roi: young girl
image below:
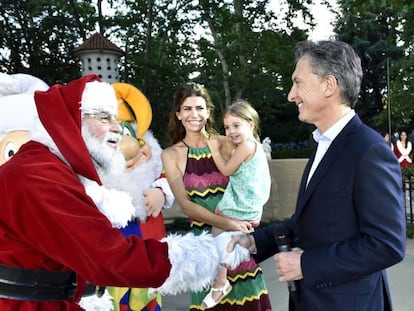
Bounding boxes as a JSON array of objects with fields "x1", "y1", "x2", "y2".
[{"x1": 202, "y1": 99, "x2": 271, "y2": 309}]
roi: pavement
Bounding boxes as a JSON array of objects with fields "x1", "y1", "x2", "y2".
[{"x1": 162, "y1": 238, "x2": 414, "y2": 311}]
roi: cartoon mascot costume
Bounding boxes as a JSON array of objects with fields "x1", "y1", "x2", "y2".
[
  {"x1": 104, "y1": 82, "x2": 175, "y2": 311},
  {"x1": 0, "y1": 73, "x2": 49, "y2": 165}
]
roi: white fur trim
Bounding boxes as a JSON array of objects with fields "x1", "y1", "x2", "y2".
[
  {"x1": 151, "y1": 231, "x2": 250, "y2": 296},
  {"x1": 151, "y1": 232, "x2": 220, "y2": 296},
  {"x1": 78, "y1": 289, "x2": 113, "y2": 311},
  {"x1": 79, "y1": 176, "x2": 135, "y2": 228},
  {"x1": 101, "y1": 131, "x2": 162, "y2": 221},
  {"x1": 81, "y1": 81, "x2": 118, "y2": 115},
  {"x1": 151, "y1": 177, "x2": 174, "y2": 209}
]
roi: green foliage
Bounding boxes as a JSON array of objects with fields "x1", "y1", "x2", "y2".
[
  {"x1": 272, "y1": 146, "x2": 313, "y2": 159},
  {"x1": 0, "y1": 0, "x2": 96, "y2": 84},
  {"x1": 334, "y1": 1, "x2": 414, "y2": 135},
  {"x1": 407, "y1": 223, "x2": 414, "y2": 239}
]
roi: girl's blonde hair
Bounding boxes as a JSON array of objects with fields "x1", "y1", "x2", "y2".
[{"x1": 225, "y1": 99, "x2": 260, "y2": 141}]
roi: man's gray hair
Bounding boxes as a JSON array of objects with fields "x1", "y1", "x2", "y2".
[{"x1": 294, "y1": 40, "x2": 363, "y2": 108}]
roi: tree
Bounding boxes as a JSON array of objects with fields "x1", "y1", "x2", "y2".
[
  {"x1": 0, "y1": 0, "x2": 97, "y2": 84},
  {"x1": 193, "y1": 0, "x2": 313, "y2": 144},
  {"x1": 333, "y1": 0, "x2": 414, "y2": 135},
  {"x1": 0, "y1": 0, "x2": 321, "y2": 148}
]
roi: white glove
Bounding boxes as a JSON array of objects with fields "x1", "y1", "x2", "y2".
[{"x1": 213, "y1": 231, "x2": 250, "y2": 270}]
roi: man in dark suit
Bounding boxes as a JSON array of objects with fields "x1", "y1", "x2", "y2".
[{"x1": 229, "y1": 40, "x2": 406, "y2": 311}]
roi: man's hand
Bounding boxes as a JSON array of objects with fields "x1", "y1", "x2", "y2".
[
  {"x1": 226, "y1": 233, "x2": 257, "y2": 254},
  {"x1": 213, "y1": 232, "x2": 250, "y2": 270},
  {"x1": 274, "y1": 247, "x2": 304, "y2": 282}
]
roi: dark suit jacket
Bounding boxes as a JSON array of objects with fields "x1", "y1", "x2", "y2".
[{"x1": 253, "y1": 115, "x2": 406, "y2": 311}]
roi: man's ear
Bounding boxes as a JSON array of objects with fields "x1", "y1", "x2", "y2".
[{"x1": 324, "y1": 75, "x2": 338, "y2": 97}]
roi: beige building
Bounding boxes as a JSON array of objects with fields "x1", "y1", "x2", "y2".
[{"x1": 73, "y1": 32, "x2": 124, "y2": 83}]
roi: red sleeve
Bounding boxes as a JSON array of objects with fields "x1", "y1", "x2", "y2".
[{"x1": 1, "y1": 143, "x2": 171, "y2": 289}]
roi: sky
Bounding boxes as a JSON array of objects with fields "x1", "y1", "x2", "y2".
[
  {"x1": 100, "y1": 1, "x2": 337, "y2": 41},
  {"x1": 268, "y1": 0, "x2": 337, "y2": 41},
  {"x1": 307, "y1": 0, "x2": 337, "y2": 40}
]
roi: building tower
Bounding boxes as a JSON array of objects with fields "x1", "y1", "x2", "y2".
[{"x1": 73, "y1": 33, "x2": 124, "y2": 83}]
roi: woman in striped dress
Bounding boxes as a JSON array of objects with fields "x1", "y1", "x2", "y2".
[{"x1": 161, "y1": 83, "x2": 272, "y2": 311}]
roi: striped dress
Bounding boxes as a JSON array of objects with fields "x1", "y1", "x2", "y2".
[{"x1": 183, "y1": 144, "x2": 272, "y2": 311}]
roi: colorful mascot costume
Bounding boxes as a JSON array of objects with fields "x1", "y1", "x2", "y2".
[
  {"x1": 102, "y1": 82, "x2": 174, "y2": 311},
  {"x1": 0, "y1": 73, "x2": 49, "y2": 165}
]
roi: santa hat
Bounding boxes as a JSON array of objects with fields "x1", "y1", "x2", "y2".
[
  {"x1": 81, "y1": 80, "x2": 118, "y2": 115},
  {"x1": 34, "y1": 74, "x2": 118, "y2": 185}
]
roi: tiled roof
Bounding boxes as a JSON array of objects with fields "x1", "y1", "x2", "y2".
[{"x1": 73, "y1": 32, "x2": 124, "y2": 56}]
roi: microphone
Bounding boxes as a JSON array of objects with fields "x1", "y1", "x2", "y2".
[{"x1": 274, "y1": 225, "x2": 299, "y2": 304}]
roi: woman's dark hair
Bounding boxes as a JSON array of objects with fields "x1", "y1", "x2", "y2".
[{"x1": 167, "y1": 83, "x2": 217, "y2": 145}]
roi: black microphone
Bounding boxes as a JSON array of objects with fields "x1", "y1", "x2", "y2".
[{"x1": 274, "y1": 225, "x2": 299, "y2": 304}]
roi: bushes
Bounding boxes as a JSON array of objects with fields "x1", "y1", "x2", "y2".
[
  {"x1": 407, "y1": 224, "x2": 414, "y2": 239},
  {"x1": 272, "y1": 147, "x2": 312, "y2": 159}
]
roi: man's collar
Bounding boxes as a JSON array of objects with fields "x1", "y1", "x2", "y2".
[{"x1": 312, "y1": 109, "x2": 355, "y2": 143}]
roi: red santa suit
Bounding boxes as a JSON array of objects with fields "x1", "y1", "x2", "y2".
[{"x1": 0, "y1": 75, "x2": 248, "y2": 310}]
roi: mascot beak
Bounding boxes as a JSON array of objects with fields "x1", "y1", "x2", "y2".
[
  {"x1": 119, "y1": 135, "x2": 152, "y2": 169},
  {"x1": 119, "y1": 135, "x2": 140, "y2": 161}
]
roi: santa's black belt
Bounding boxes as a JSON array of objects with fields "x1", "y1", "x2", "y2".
[{"x1": 0, "y1": 263, "x2": 104, "y2": 301}]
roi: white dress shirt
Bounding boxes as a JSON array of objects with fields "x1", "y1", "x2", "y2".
[{"x1": 307, "y1": 109, "x2": 356, "y2": 186}]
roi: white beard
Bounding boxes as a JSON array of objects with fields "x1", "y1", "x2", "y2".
[
  {"x1": 99, "y1": 131, "x2": 163, "y2": 219},
  {"x1": 81, "y1": 123, "x2": 125, "y2": 176},
  {"x1": 80, "y1": 123, "x2": 147, "y2": 224},
  {"x1": 78, "y1": 132, "x2": 165, "y2": 311}
]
